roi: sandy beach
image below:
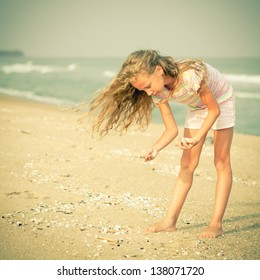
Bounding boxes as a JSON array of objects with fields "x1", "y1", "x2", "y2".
[{"x1": 0, "y1": 95, "x2": 259, "y2": 260}]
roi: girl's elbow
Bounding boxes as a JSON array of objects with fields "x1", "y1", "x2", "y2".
[
  {"x1": 216, "y1": 107, "x2": 221, "y2": 118},
  {"x1": 170, "y1": 127, "x2": 179, "y2": 139},
  {"x1": 210, "y1": 106, "x2": 220, "y2": 118}
]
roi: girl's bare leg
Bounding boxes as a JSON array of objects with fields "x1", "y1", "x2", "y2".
[
  {"x1": 200, "y1": 127, "x2": 233, "y2": 238},
  {"x1": 145, "y1": 129, "x2": 206, "y2": 232}
]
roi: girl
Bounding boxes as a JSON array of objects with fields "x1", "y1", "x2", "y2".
[{"x1": 81, "y1": 49, "x2": 235, "y2": 238}]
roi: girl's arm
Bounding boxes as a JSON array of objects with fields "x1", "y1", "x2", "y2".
[
  {"x1": 178, "y1": 84, "x2": 220, "y2": 149},
  {"x1": 143, "y1": 102, "x2": 178, "y2": 161}
]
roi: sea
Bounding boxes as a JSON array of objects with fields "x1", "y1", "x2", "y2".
[{"x1": 0, "y1": 56, "x2": 260, "y2": 136}]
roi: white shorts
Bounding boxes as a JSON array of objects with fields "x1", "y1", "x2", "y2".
[{"x1": 184, "y1": 97, "x2": 235, "y2": 130}]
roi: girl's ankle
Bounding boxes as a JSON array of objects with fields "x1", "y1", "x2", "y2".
[
  {"x1": 209, "y1": 221, "x2": 222, "y2": 229},
  {"x1": 164, "y1": 217, "x2": 177, "y2": 226}
]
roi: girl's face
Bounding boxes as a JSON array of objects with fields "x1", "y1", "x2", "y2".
[{"x1": 131, "y1": 66, "x2": 165, "y2": 96}]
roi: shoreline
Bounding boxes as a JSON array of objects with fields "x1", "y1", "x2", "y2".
[
  {"x1": 0, "y1": 95, "x2": 259, "y2": 260},
  {"x1": 1, "y1": 93, "x2": 260, "y2": 138}
]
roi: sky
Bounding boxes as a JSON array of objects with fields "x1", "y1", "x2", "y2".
[{"x1": 0, "y1": 0, "x2": 259, "y2": 58}]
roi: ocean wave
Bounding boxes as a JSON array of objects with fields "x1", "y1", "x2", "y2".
[
  {"x1": 224, "y1": 73, "x2": 260, "y2": 84},
  {"x1": 236, "y1": 91, "x2": 260, "y2": 100},
  {"x1": 0, "y1": 87, "x2": 73, "y2": 105},
  {"x1": 103, "y1": 70, "x2": 116, "y2": 78},
  {"x1": 1, "y1": 62, "x2": 77, "y2": 74}
]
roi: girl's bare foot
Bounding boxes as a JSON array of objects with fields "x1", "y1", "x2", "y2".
[
  {"x1": 145, "y1": 220, "x2": 176, "y2": 233},
  {"x1": 199, "y1": 226, "x2": 224, "y2": 238}
]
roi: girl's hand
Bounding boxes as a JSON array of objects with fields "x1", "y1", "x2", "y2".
[
  {"x1": 143, "y1": 147, "x2": 158, "y2": 162},
  {"x1": 176, "y1": 137, "x2": 198, "y2": 150}
]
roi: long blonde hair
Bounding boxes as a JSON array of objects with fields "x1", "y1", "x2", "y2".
[{"x1": 78, "y1": 49, "x2": 206, "y2": 137}]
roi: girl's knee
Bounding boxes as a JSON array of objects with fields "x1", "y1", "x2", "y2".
[
  {"x1": 180, "y1": 155, "x2": 199, "y2": 172},
  {"x1": 214, "y1": 156, "x2": 231, "y2": 171}
]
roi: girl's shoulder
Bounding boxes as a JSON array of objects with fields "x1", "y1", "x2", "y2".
[{"x1": 181, "y1": 68, "x2": 204, "y2": 92}]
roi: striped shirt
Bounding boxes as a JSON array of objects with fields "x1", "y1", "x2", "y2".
[{"x1": 153, "y1": 63, "x2": 234, "y2": 111}]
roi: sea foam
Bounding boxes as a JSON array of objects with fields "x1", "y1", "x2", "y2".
[
  {"x1": 236, "y1": 91, "x2": 260, "y2": 100},
  {"x1": 103, "y1": 70, "x2": 116, "y2": 78},
  {"x1": 0, "y1": 87, "x2": 73, "y2": 105},
  {"x1": 224, "y1": 73, "x2": 260, "y2": 84},
  {"x1": 1, "y1": 62, "x2": 76, "y2": 74}
]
